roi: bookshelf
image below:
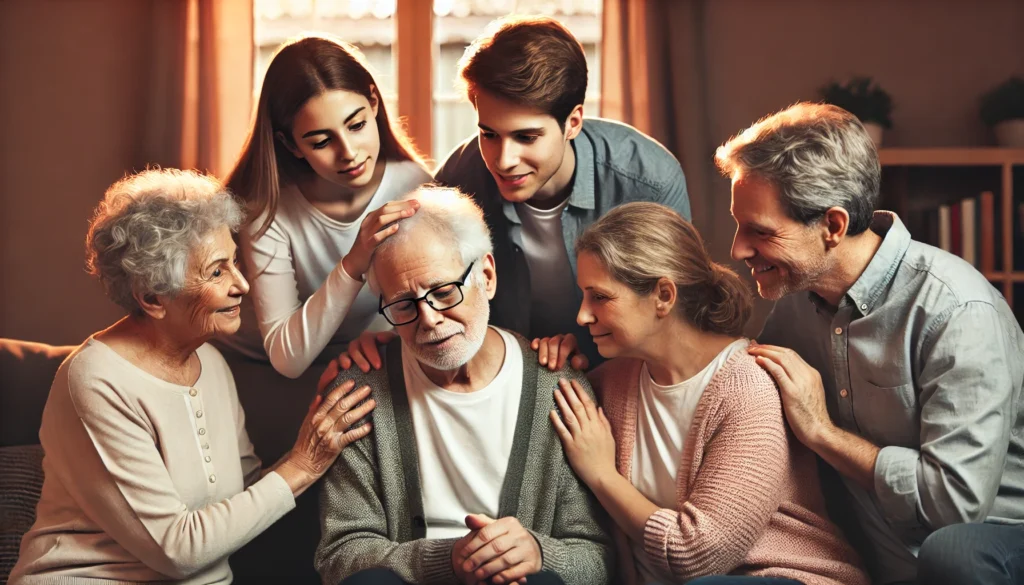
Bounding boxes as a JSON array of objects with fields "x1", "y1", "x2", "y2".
[{"x1": 879, "y1": 148, "x2": 1024, "y2": 318}]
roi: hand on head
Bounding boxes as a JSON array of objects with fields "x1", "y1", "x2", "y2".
[{"x1": 341, "y1": 199, "x2": 420, "y2": 280}]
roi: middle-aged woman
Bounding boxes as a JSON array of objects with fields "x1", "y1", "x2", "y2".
[
  {"x1": 549, "y1": 202, "x2": 868, "y2": 585},
  {"x1": 10, "y1": 169, "x2": 375, "y2": 584}
]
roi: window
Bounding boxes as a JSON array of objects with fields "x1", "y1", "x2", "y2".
[{"x1": 254, "y1": 0, "x2": 601, "y2": 164}]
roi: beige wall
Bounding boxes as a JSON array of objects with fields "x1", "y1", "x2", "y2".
[{"x1": 1, "y1": 0, "x2": 1023, "y2": 343}]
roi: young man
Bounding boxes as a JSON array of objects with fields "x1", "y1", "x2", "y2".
[
  {"x1": 717, "y1": 102, "x2": 1024, "y2": 585},
  {"x1": 434, "y1": 16, "x2": 691, "y2": 368}
]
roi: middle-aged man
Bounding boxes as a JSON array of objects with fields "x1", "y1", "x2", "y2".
[
  {"x1": 716, "y1": 102, "x2": 1024, "y2": 585},
  {"x1": 314, "y1": 186, "x2": 613, "y2": 585},
  {"x1": 434, "y1": 15, "x2": 690, "y2": 368}
]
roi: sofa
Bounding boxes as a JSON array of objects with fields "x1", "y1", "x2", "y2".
[{"x1": 0, "y1": 337, "x2": 327, "y2": 584}]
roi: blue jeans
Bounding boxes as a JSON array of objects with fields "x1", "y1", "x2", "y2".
[
  {"x1": 917, "y1": 523, "x2": 1024, "y2": 585},
  {"x1": 338, "y1": 568, "x2": 567, "y2": 585},
  {"x1": 683, "y1": 578, "x2": 802, "y2": 585}
]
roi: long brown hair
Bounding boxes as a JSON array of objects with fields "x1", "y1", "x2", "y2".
[
  {"x1": 225, "y1": 35, "x2": 423, "y2": 238},
  {"x1": 576, "y1": 202, "x2": 753, "y2": 336}
]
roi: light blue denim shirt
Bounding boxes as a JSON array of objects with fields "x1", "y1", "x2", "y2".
[
  {"x1": 760, "y1": 212, "x2": 1024, "y2": 584},
  {"x1": 435, "y1": 118, "x2": 690, "y2": 365}
]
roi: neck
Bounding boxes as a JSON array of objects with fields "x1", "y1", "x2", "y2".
[
  {"x1": 637, "y1": 319, "x2": 741, "y2": 386},
  {"x1": 528, "y1": 139, "x2": 576, "y2": 211},
  {"x1": 417, "y1": 327, "x2": 505, "y2": 392},
  {"x1": 121, "y1": 314, "x2": 205, "y2": 366},
  {"x1": 295, "y1": 158, "x2": 388, "y2": 222},
  {"x1": 811, "y1": 228, "x2": 884, "y2": 308}
]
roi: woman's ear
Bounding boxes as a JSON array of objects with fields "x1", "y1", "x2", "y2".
[
  {"x1": 368, "y1": 85, "x2": 380, "y2": 117},
  {"x1": 134, "y1": 289, "x2": 167, "y2": 320},
  {"x1": 654, "y1": 277, "x2": 677, "y2": 318},
  {"x1": 275, "y1": 130, "x2": 303, "y2": 159}
]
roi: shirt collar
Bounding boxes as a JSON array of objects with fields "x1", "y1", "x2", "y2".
[
  {"x1": 838, "y1": 211, "x2": 911, "y2": 316},
  {"x1": 502, "y1": 133, "x2": 596, "y2": 224}
]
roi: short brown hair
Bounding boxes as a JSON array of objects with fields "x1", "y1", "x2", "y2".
[
  {"x1": 457, "y1": 16, "x2": 587, "y2": 126},
  {"x1": 576, "y1": 203, "x2": 753, "y2": 336}
]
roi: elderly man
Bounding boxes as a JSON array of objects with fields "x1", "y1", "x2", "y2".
[
  {"x1": 716, "y1": 103, "x2": 1024, "y2": 585},
  {"x1": 314, "y1": 186, "x2": 613, "y2": 585}
]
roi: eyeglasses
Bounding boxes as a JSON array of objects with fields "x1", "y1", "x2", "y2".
[{"x1": 377, "y1": 262, "x2": 476, "y2": 326}]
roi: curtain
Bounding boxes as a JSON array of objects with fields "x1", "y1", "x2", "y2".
[{"x1": 601, "y1": 0, "x2": 717, "y2": 237}]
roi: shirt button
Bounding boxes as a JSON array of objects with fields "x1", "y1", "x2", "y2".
[
  {"x1": 209, "y1": 474, "x2": 216, "y2": 483},
  {"x1": 860, "y1": 303, "x2": 867, "y2": 311},
  {"x1": 204, "y1": 455, "x2": 212, "y2": 463},
  {"x1": 203, "y1": 443, "x2": 210, "y2": 449},
  {"x1": 198, "y1": 428, "x2": 206, "y2": 436},
  {"x1": 195, "y1": 410, "x2": 203, "y2": 418},
  {"x1": 840, "y1": 388, "x2": 849, "y2": 398},
  {"x1": 189, "y1": 388, "x2": 198, "y2": 397},
  {"x1": 834, "y1": 327, "x2": 843, "y2": 335}
]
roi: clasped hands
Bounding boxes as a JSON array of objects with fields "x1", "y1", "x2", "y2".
[{"x1": 451, "y1": 514, "x2": 542, "y2": 585}]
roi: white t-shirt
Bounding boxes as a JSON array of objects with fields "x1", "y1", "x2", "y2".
[
  {"x1": 404, "y1": 327, "x2": 523, "y2": 539},
  {"x1": 630, "y1": 338, "x2": 749, "y2": 583},
  {"x1": 516, "y1": 198, "x2": 580, "y2": 337},
  {"x1": 221, "y1": 160, "x2": 430, "y2": 377}
]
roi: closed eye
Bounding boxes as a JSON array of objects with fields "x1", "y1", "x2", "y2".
[{"x1": 349, "y1": 120, "x2": 367, "y2": 132}]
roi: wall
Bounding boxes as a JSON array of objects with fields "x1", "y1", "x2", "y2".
[{"x1": 0, "y1": 0, "x2": 163, "y2": 343}]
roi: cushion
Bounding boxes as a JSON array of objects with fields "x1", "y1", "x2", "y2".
[
  {"x1": 0, "y1": 444, "x2": 45, "y2": 582},
  {"x1": 0, "y1": 339, "x2": 75, "y2": 447}
]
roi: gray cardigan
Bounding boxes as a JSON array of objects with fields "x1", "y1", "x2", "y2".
[{"x1": 314, "y1": 331, "x2": 614, "y2": 585}]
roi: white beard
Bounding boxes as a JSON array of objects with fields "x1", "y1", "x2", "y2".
[{"x1": 406, "y1": 289, "x2": 490, "y2": 371}]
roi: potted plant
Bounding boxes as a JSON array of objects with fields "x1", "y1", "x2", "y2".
[
  {"x1": 820, "y1": 76, "x2": 893, "y2": 147},
  {"x1": 980, "y1": 77, "x2": 1024, "y2": 148}
]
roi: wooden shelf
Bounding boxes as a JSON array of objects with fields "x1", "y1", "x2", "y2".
[
  {"x1": 879, "y1": 147, "x2": 1024, "y2": 166},
  {"x1": 985, "y1": 272, "x2": 1024, "y2": 283}
]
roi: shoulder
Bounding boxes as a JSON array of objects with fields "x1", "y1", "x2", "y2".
[
  {"x1": 196, "y1": 344, "x2": 236, "y2": 388},
  {"x1": 500, "y1": 328, "x2": 597, "y2": 399},
  {"x1": 62, "y1": 340, "x2": 142, "y2": 419},
  {"x1": 582, "y1": 118, "x2": 684, "y2": 188},
  {"x1": 388, "y1": 159, "x2": 432, "y2": 193},
  {"x1": 899, "y1": 239, "x2": 1007, "y2": 312},
  {"x1": 587, "y1": 358, "x2": 642, "y2": 399},
  {"x1": 707, "y1": 350, "x2": 784, "y2": 416},
  {"x1": 433, "y1": 136, "x2": 494, "y2": 197}
]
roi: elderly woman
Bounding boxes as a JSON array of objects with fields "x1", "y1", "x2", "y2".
[
  {"x1": 547, "y1": 203, "x2": 868, "y2": 585},
  {"x1": 9, "y1": 169, "x2": 374, "y2": 584}
]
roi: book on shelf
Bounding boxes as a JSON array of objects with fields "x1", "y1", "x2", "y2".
[
  {"x1": 907, "y1": 192, "x2": 999, "y2": 273},
  {"x1": 980, "y1": 191, "x2": 995, "y2": 273}
]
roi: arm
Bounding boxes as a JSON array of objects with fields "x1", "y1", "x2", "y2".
[
  {"x1": 243, "y1": 223, "x2": 364, "y2": 378},
  {"x1": 314, "y1": 436, "x2": 459, "y2": 585},
  {"x1": 872, "y1": 302, "x2": 1018, "y2": 530},
  {"x1": 56, "y1": 375, "x2": 296, "y2": 579}
]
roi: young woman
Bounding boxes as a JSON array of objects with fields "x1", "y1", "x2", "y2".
[
  {"x1": 219, "y1": 35, "x2": 431, "y2": 378},
  {"x1": 549, "y1": 203, "x2": 868, "y2": 585}
]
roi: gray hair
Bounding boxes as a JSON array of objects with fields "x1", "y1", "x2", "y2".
[
  {"x1": 367, "y1": 185, "x2": 493, "y2": 292},
  {"x1": 714, "y1": 102, "x2": 880, "y2": 235},
  {"x1": 85, "y1": 168, "x2": 245, "y2": 313}
]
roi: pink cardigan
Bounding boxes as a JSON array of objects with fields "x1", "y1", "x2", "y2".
[{"x1": 589, "y1": 346, "x2": 868, "y2": 585}]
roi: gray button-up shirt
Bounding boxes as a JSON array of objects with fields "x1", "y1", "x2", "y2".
[
  {"x1": 760, "y1": 212, "x2": 1024, "y2": 584},
  {"x1": 434, "y1": 118, "x2": 690, "y2": 365}
]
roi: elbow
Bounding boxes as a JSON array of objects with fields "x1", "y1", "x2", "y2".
[
  {"x1": 266, "y1": 348, "x2": 306, "y2": 379},
  {"x1": 151, "y1": 551, "x2": 206, "y2": 580}
]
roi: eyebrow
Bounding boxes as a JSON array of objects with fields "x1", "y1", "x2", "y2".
[
  {"x1": 204, "y1": 248, "x2": 237, "y2": 271},
  {"x1": 300, "y1": 106, "x2": 366, "y2": 138},
  {"x1": 477, "y1": 123, "x2": 546, "y2": 135}
]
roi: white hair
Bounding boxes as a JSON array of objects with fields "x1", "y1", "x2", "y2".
[
  {"x1": 367, "y1": 185, "x2": 493, "y2": 292},
  {"x1": 85, "y1": 168, "x2": 244, "y2": 313},
  {"x1": 715, "y1": 102, "x2": 881, "y2": 235}
]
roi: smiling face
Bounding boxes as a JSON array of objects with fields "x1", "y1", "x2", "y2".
[
  {"x1": 575, "y1": 251, "x2": 659, "y2": 359},
  {"x1": 474, "y1": 89, "x2": 582, "y2": 205},
  {"x1": 158, "y1": 225, "x2": 249, "y2": 341},
  {"x1": 374, "y1": 236, "x2": 497, "y2": 371},
  {"x1": 286, "y1": 89, "x2": 381, "y2": 190},
  {"x1": 729, "y1": 171, "x2": 833, "y2": 300}
]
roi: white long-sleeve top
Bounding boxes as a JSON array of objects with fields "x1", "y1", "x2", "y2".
[
  {"x1": 10, "y1": 339, "x2": 296, "y2": 584},
  {"x1": 221, "y1": 160, "x2": 430, "y2": 378}
]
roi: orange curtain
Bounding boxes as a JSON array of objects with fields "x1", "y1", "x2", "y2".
[
  {"x1": 601, "y1": 0, "x2": 714, "y2": 231},
  {"x1": 142, "y1": 0, "x2": 254, "y2": 177}
]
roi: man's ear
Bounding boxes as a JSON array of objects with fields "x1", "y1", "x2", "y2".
[
  {"x1": 653, "y1": 277, "x2": 677, "y2": 318},
  {"x1": 822, "y1": 207, "x2": 850, "y2": 249},
  {"x1": 134, "y1": 288, "x2": 167, "y2": 320},
  {"x1": 564, "y1": 104, "x2": 584, "y2": 141},
  {"x1": 275, "y1": 130, "x2": 303, "y2": 159},
  {"x1": 480, "y1": 253, "x2": 498, "y2": 301}
]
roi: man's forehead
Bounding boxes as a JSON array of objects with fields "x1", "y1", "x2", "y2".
[{"x1": 376, "y1": 248, "x2": 463, "y2": 301}]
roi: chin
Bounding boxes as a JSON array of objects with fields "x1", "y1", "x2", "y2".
[{"x1": 592, "y1": 336, "x2": 620, "y2": 359}]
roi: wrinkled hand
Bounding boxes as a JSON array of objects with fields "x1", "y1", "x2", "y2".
[
  {"x1": 748, "y1": 342, "x2": 833, "y2": 447},
  {"x1": 530, "y1": 333, "x2": 589, "y2": 372},
  {"x1": 281, "y1": 380, "x2": 375, "y2": 484},
  {"x1": 549, "y1": 378, "x2": 616, "y2": 488},
  {"x1": 455, "y1": 514, "x2": 540, "y2": 585},
  {"x1": 341, "y1": 199, "x2": 419, "y2": 280},
  {"x1": 317, "y1": 331, "x2": 396, "y2": 392}
]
